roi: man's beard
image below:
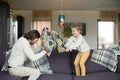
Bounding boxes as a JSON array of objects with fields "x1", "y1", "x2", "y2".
[{"x1": 29, "y1": 42, "x2": 34, "y2": 45}]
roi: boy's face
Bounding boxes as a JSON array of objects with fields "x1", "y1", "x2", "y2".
[{"x1": 71, "y1": 28, "x2": 80, "y2": 37}]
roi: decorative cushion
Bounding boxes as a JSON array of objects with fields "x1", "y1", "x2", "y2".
[
  {"x1": 41, "y1": 28, "x2": 55, "y2": 55},
  {"x1": 41, "y1": 28, "x2": 65, "y2": 56},
  {"x1": 91, "y1": 49, "x2": 117, "y2": 72},
  {"x1": 24, "y1": 55, "x2": 53, "y2": 74},
  {"x1": 25, "y1": 46, "x2": 53, "y2": 74},
  {"x1": 51, "y1": 31, "x2": 65, "y2": 53}
]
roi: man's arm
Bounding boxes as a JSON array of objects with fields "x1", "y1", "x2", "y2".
[{"x1": 22, "y1": 40, "x2": 46, "y2": 61}]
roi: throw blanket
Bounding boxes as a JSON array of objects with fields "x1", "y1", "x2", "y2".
[
  {"x1": 41, "y1": 28, "x2": 65, "y2": 55},
  {"x1": 91, "y1": 49, "x2": 118, "y2": 72}
]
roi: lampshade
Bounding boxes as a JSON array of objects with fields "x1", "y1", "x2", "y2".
[{"x1": 58, "y1": 14, "x2": 65, "y2": 28}]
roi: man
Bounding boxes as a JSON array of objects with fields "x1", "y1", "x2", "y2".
[{"x1": 8, "y1": 30, "x2": 46, "y2": 80}]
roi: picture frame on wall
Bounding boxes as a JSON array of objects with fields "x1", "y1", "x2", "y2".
[{"x1": 63, "y1": 22, "x2": 86, "y2": 37}]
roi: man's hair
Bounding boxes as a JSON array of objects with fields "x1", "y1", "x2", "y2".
[{"x1": 24, "y1": 30, "x2": 40, "y2": 40}]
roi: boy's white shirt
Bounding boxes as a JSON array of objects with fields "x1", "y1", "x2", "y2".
[
  {"x1": 66, "y1": 34, "x2": 90, "y2": 52},
  {"x1": 8, "y1": 37, "x2": 46, "y2": 67}
]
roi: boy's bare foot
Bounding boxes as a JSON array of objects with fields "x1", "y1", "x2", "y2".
[
  {"x1": 76, "y1": 74, "x2": 80, "y2": 77},
  {"x1": 81, "y1": 74, "x2": 86, "y2": 76}
]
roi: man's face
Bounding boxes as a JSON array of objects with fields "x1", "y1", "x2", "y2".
[{"x1": 29, "y1": 38, "x2": 39, "y2": 45}]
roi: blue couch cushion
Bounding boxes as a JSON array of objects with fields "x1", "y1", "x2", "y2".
[
  {"x1": 39, "y1": 73, "x2": 72, "y2": 80},
  {"x1": 48, "y1": 49, "x2": 72, "y2": 74},
  {"x1": 71, "y1": 50, "x2": 110, "y2": 74},
  {"x1": 73, "y1": 72, "x2": 120, "y2": 80},
  {"x1": 0, "y1": 71, "x2": 22, "y2": 80},
  {"x1": 22, "y1": 73, "x2": 72, "y2": 80}
]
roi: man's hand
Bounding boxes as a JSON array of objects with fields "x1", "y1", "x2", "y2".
[{"x1": 44, "y1": 47, "x2": 49, "y2": 53}]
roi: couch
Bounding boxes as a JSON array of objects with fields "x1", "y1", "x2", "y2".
[{"x1": 0, "y1": 50, "x2": 120, "y2": 80}]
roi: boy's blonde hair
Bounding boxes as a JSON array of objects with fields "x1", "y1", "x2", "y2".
[{"x1": 71, "y1": 24, "x2": 82, "y2": 33}]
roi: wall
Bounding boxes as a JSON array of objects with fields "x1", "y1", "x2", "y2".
[
  {"x1": 13, "y1": 10, "x2": 100, "y2": 49},
  {"x1": 13, "y1": 10, "x2": 32, "y2": 33},
  {"x1": 52, "y1": 10, "x2": 100, "y2": 49}
]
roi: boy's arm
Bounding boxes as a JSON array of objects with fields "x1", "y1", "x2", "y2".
[{"x1": 66, "y1": 37, "x2": 81, "y2": 51}]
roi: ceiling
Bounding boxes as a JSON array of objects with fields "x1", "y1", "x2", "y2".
[{"x1": 7, "y1": 0, "x2": 120, "y2": 10}]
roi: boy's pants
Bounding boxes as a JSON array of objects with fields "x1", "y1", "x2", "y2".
[{"x1": 74, "y1": 50, "x2": 90, "y2": 76}]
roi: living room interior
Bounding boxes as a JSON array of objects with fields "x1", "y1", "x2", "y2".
[
  {"x1": 0, "y1": 0, "x2": 120, "y2": 80},
  {"x1": 3, "y1": 0, "x2": 120, "y2": 49}
]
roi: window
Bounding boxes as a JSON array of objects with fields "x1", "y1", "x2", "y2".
[
  {"x1": 33, "y1": 20, "x2": 51, "y2": 35},
  {"x1": 98, "y1": 21, "x2": 115, "y2": 49}
]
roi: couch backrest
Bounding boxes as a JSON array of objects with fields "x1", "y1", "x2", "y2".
[
  {"x1": 48, "y1": 49, "x2": 110, "y2": 74},
  {"x1": 48, "y1": 49, "x2": 72, "y2": 74}
]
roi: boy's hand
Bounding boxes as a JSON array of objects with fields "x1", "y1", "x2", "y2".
[{"x1": 65, "y1": 48, "x2": 70, "y2": 52}]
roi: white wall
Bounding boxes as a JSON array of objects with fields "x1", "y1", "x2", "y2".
[
  {"x1": 13, "y1": 10, "x2": 100, "y2": 49},
  {"x1": 14, "y1": 10, "x2": 32, "y2": 33},
  {"x1": 52, "y1": 10, "x2": 100, "y2": 49}
]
